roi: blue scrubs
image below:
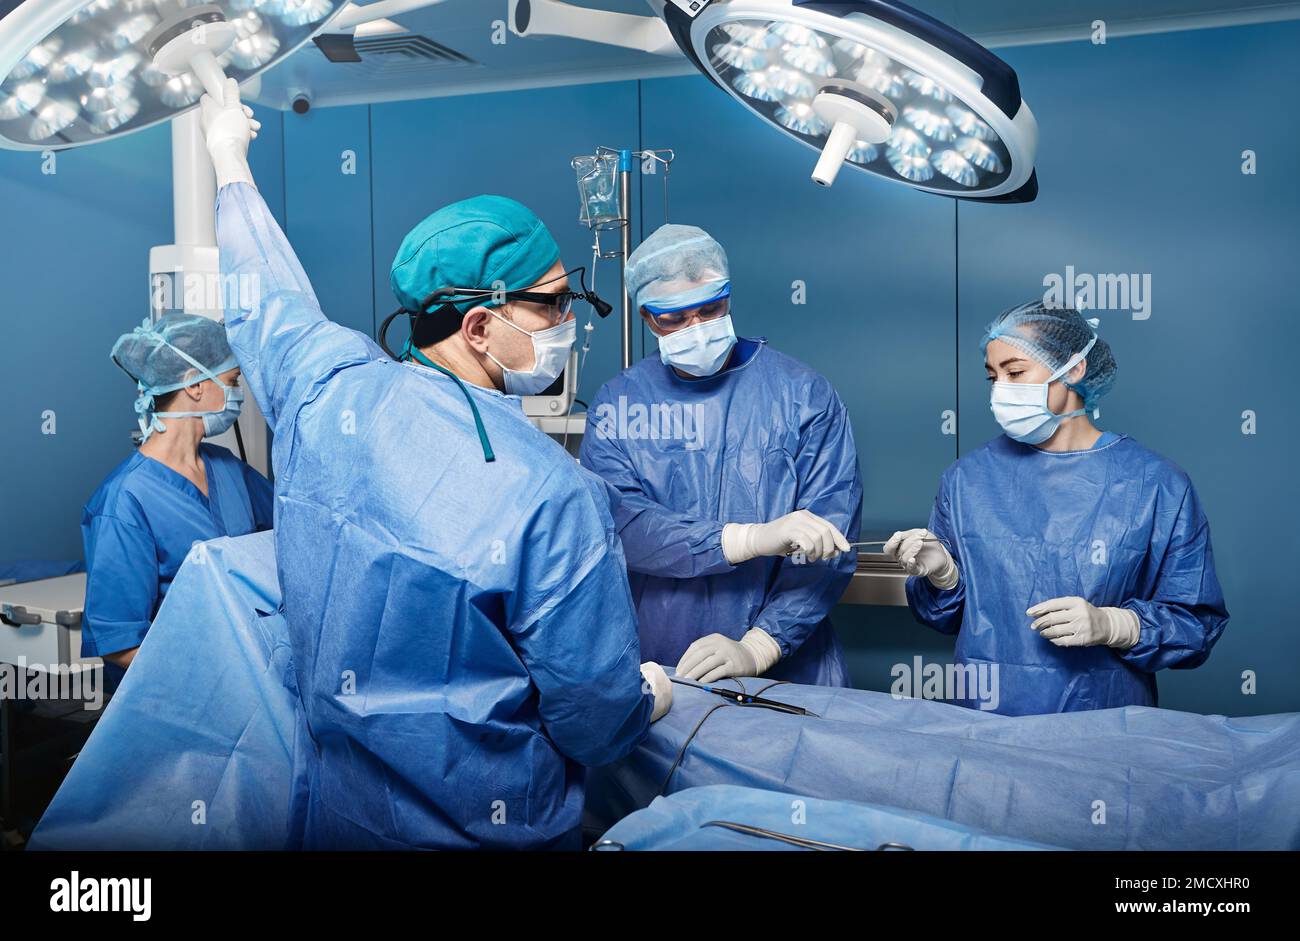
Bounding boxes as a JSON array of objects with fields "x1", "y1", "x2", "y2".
[
  {"x1": 216, "y1": 183, "x2": 652, "y2": 850},
  {"x1": 907, "y1": 433, "x2": 1228, "y2": 715},
  {"x1": 580, "y1": 339, "x2": 863, "y2": 686},
  {"x1": 81, "y1": 443, "x2": 273, "y2": 685}
]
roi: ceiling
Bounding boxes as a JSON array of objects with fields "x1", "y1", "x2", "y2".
[{"x1": 253, "y1": 0, "x2": 1300, "y2": 110}]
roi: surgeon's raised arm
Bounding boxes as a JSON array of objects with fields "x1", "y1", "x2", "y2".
[
  {"x1": 579, "y1": 385, "x2": 734, "y2": 579},
  {"x1": 511, "y1": 474, "x2": 655, "y2": 767},
  {"x1": 204, "y1": 80, "x2": 380, "y2": 432}
]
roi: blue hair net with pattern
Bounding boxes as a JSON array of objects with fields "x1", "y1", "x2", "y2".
[{"x1": 982, "y1": 301, "x2": 1117, "y2": 412}]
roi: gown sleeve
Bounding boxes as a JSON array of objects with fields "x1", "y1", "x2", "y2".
[
  {"x1": 508, "y1": 472, "x2": 653, "y2": 767},
  {"x1": 216, "y1": 183, "x2": 384, "y2": 436},
  {"x1": 579, "y1": 383, "x2": 734, "y2": 579},
  {"x1": 750, "y1": 397, "x2": 863, "y2": 657},
  {"x1": 905, "y1": 470, "x2": 966, "y2": 636},
  {"x1": 1119, "y1": 480, "x2": 1229, "y2": 671}
]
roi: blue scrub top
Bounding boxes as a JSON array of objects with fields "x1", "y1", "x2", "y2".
[{"x1": 80, "y1": 443, "x2": 274, "y2": 683}]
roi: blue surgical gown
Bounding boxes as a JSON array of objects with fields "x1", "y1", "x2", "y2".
[
  {"x1": 907, "y1": 433, "x2": 1228, "y2": 715},
  {"x1": 81, "y1": 443, "x2": 273, "y2": 685},
  {"x1": 579, "y1": 340, "x2": 863, "y2": 686},
  {"x1": 216, "y1": 183, "x2": 652, "y2": 850}
]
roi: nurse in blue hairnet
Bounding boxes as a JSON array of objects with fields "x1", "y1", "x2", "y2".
[
  {"x1": 580, "y1": 224, "x2": 863, "y2": 687},
  {"x1": 885, "y1": 300, "x2": 1228, "y2": 715},
  {"x1": 200, "y1": 80, "x2": 667, "y2": 850},
  {"x1": 82, "y1": 313, "x2": 273, "y2": 686}
]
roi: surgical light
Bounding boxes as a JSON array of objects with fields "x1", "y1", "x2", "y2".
[
  {"x1": 0, "y1": 0, "x2": 349, "y2": 150},
  {"x1": 649, "y1": 0, "x2": 1038, "y2": 200}
]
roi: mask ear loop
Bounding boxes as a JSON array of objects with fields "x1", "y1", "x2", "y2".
[{"x1": 1051, "y1": 332, "x2": 1100, "y2": 421}]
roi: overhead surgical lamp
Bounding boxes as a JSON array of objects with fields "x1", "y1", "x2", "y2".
[{"x1": 513, "y1": 0, "x2": 1039, "y2": 201}]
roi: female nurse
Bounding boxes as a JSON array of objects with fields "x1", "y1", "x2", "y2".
[
  {"x1": 885, "y1": 301, "x2": 1228, "y2": 715},
  {"x1": 81, "y1": 314, "x2": 273, "y2": 685}
]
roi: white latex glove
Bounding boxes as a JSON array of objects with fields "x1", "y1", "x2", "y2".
[
  {"x1": 200, "y1": 77, "x2": 261, "y2": 189},
  {"x1": 1027, "y1": 597, "x2": 1140, "y2": 649},
  {"x1": 675, "y1": 628, "x2": 782, "y2": 684},
  {"x1": 722, "y1": 510, "x2": 850, "y2": 564},
  {"x1": 883, "y1": 528, "x2": 959, "y2": 589},
  {"x1": 640, "y1": 661, "x2": 673, "y2": 722}
]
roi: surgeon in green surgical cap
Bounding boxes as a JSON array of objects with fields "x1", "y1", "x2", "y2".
[{"x1": 202, "y1": 78, "x2": 670, "y2": 850}]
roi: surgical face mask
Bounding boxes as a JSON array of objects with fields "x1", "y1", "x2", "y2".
[
  {"x1": 485, "y1": 310, "x2": 576, "y2": 395},
  {"x1": 157, "y1": 379, "x2": 245, "y2": 438},
  {"x1": 989, "y1": 336, "x2": 1097, "y2": 445},
  {"x1": 658, "y1": 314, "x2": 737, "y2": 378}
]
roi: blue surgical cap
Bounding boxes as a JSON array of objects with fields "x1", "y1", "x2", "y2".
[
  {"x1": 111, "y1": 313, "x2": 237, "y2": 395},
  {"x1": 982, "y1": 300, "x2": 1118, "y2": 411},
  {"x1": 390, "y1": 194, "x2": 562, "y2": 314},
  {"x1": 625, "y1": 224, "x2": 730, "y2": 313},
  {"x1": 111, "y1": 313, "x2": 239, "y2": 442}
]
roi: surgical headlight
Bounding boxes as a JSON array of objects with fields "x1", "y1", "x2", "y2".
[
  {"x1": 649, "y1": 0, "x2": 1038, "y2": 200},
  {"x1": 0, "y1": 0, "x2": 349, "y2": 150}
]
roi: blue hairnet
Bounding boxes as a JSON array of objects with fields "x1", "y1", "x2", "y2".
[
  {"x1": 981, "y1": 301, "x2": 1117, "y2": 411},
  {"x1": 110, "y1": 313, "x2": 237, "y2": 439},
  {"x1": 625, "y1": 224, "x2": 730, "y2": 313}
]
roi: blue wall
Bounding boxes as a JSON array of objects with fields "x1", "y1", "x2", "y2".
[{"x1": 2, "y1": 22, "x2": 1294, "y2": 715}]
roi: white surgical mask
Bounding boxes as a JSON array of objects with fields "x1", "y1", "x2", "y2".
[
  {"x1": 989, "y1": 335, "x2": 1097, "y2": 445},
  {"x1": 486, "y1": 311, "x2": 576, "y2": 395},
  {"x1": 658, "y1": 314, "x2": 737, "y2": 378}
]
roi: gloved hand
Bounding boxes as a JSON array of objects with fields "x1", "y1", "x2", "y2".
[
  {"x1": 883, "y1": 528, "x2": 959, "y2": 589},
  {"x1": 675, "y1": 628, "x2": 782, "y2": 683},
  {"x1": 1027, "y1": 597, "x2": 1140, "y2": 649},
  {"x1": 200, "y1": 77, "x2": 261, "y2": 189},
  {"x1": 640, "y1": 661, "x2": 673, "y2": 721},
  {"x1": 722, "y1": 510, "x2": 850, "y2": 564}
]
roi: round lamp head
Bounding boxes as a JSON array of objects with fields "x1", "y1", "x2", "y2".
[
  {"x1": 0, "y1": 0, "x2": 348, "y2": 150},
  {"x1": 652, "y1": 0, "x2": 1039, "y2": 201}
]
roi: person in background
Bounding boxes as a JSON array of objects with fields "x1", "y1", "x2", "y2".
[
  {"x1": 886, "y1": 301, "x2": 1228, "y2": 715},
  {"x1": 200, "y1": 79, "x2": 668, "y2": 850},
  {"x1": 82, "y1": 313, "x2": 273, "y2": 686},
  {"x1": 580, "y1": 224, "x2": 863, "y2": 687}
]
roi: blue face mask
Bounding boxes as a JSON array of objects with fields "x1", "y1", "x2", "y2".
[
  {"x1": 989, "y1": 335, "x2": 1097, "y2": 445},
  {"x1": 658, "y1": 314, "x2": 737, "y2": 378},
  {"x1": 156, "y1": 377, "x2": 245, "y2": 438}
]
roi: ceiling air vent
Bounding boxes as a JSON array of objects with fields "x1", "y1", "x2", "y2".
[{"x1": 314, "y1": 33, "x2": 478, "y2": 74}]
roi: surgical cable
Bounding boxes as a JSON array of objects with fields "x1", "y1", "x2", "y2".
[
  {"x1": 658, "y1": 679, "x2": 811, "y2": 796},
  {"x1": 668, "y1": 676, "x2": 818, "y2": 716}
]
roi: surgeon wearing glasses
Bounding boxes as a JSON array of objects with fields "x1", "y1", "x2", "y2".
[
  {"x1": 580, "y1": 224, "x2": 863, "y2": 686},
  {"x1": 885, "y1": 301, "x2": 1228, "y2": 715},
  {"x1": 199, "y1": 80, "x2": 669, "y2": 851}
]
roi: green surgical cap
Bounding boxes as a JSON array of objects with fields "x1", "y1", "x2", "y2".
[{"x1": 390, "y1": 194, "x2": 562, "y2": 314}]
